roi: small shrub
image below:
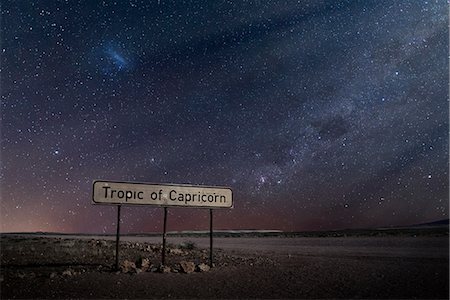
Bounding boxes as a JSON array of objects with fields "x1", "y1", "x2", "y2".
[{"x1": 179, "y1": 241, "x2": 196, "y2": 250}]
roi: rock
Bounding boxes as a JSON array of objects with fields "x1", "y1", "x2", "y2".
[
  {"x1": 120, "y1": 260, "x2": 137, "y2": 274},
  {"x1": 147, "y1": 245, "x2": 159, "y2": 252},
  {"x1": 150, "y1": 267, "x2": 158, "y2": 273},
  {"x1": 196, "y1": 263, "x2": 210, "y2": 272},
  {"x1": 179, "y1": 261, "x2": 195, "y2": 274},
  {"x1": 136, "y1": 258, "x2": 151, "y2": 271},
  {"x1": 156, "y1": 265, "x2": 171, "y2": 273},
  {"x1": 170, "y1": 248, "x2": 184, "y2": 255},
  {"x1": 62, "y1": 269, "x2": 74, "y2": 277},
  {"x1": 49, "y1": 272, "x2": 57, "y2": 279}
]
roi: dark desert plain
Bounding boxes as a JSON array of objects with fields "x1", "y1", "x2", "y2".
[{"x1": 1, "y1": 224, "x2": 449, "y2": 299}]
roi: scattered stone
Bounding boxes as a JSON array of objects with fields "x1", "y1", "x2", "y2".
[
  {"x1": 156, "y1": 265, "x2": 172, "y2": 273},
  {"x1": 62, "y1": 269, "x2": 74, "y2": 277},
  {"x1": 146, "y1": 245, "x2": 159, "y2": 252},
  {"x1": 179, "y1": 261, "x2": 195, "y2": 274},
  {"x1": 170, "y1": 248, "x2": 184, "y2": 255},
  {"x1": 120, "y1": 260, "x2": 137, "y2": 274},
  {"x1": 196, "y1": 263, "x2": 210, "y2": 272}
]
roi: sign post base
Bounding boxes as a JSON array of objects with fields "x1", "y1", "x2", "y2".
[
  {"x1": 115, "y1": 205, "x2": 121, "y2": 271},
  {"x1": 210, "y1": 209, "x2": 213, "y2": 268},
  {"x1": 162, "y1": 207, "x2": 168, "y2": 266}
]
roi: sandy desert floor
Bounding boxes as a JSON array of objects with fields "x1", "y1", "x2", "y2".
[{"x1": 1, "y1": 234, "x2": 448, "y2": 299}]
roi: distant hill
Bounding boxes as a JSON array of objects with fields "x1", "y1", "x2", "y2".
[
  {"x1": 414, "y1": 219, "x2": 449, "y2": 227},
  {"x1": 1, "y1": 219, "x2": 448, "y2": 238}
]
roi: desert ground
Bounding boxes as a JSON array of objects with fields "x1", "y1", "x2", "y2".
[{"x1": 1, "y1": 233, "x2": 448, "y2": 299}]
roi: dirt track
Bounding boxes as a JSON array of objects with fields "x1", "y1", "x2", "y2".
[{"x1": 1, "y1": 235, "x2": 448, "y2": 299}]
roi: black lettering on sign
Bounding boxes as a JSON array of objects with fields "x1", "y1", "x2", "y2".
[
  {"x1": 103, "y1": 186, "x2": 110, "y2": 198},
  {"x1": 169, "y1": 190, "x2": 177, "y2": 201},
  {"x1": 102, "y1": 186, "x2": 145, "y2": 202}
]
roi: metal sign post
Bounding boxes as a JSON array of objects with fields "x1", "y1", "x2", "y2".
[
  {"x1": 162, "y1": 207, "x2": 168, "y2": 266},
  {"x1": 209, "y1": 209, "x2": 213, "y2": 268},
  {"x1": 92, "y1": 180, "x2": 233, "y2": 270},
  {"x1": 115, "y1": 205, "x2": 121, "y2": 271}
]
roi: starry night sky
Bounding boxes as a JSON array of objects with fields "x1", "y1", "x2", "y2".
[{"x1": 1, "y1": 0, "x2": 448, "y2": 233}]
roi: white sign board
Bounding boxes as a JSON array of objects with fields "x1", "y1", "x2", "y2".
[{"x1": 93, "y1": 180, "x2": 233, "y2": 209}]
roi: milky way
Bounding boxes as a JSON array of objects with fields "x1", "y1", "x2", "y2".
[{"x1": 1, "y1": 1, "x2": 448, "y2": 233}]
